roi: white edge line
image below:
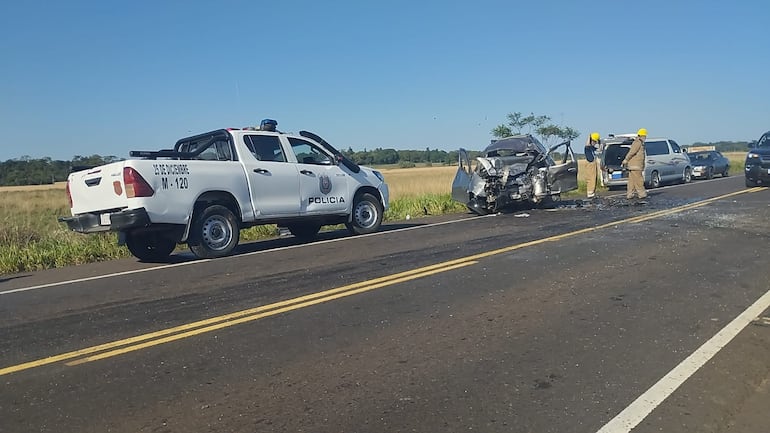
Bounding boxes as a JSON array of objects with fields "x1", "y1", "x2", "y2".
[
  {"x1": 596, "y1": 288, "x2": 770, "y2": 433},
  {"x1": 0, "y1": 215, "x2": 490, "y2": 296}
]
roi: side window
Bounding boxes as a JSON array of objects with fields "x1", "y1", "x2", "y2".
[
  {"x1": 645, "y1": 140, "x2": 669, "y2": 156},
  {"x1": 288, "y1": 137, "x2": 333, "y2": 165},
  {"x1": 670, "y1": 140, "x2": 682, "y2": 154},
  {"x1": 243, "y1": 135, "x2": 286, "y2": 162},
  {"x1": 192, "y1": 140, "x2": 234, "y2": 161}
]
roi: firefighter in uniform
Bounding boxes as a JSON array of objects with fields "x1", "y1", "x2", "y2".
[
  {"x1": 584, "y1": 132, "x2": 600, "y2": 199},
  {"x1": 622, "y1": 128, "x2": 648, "y2": 200}
]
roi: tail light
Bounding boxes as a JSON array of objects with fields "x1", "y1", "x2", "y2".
[
  {"x1": 123, "y1": 167, "x2": 154, "y2": 198},
  {"x1": 65, "y1": 180, "x2": 73, "y2": 208}
]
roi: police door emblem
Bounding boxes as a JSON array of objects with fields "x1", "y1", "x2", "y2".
[{"x1": 319, "y1": 175, "x2": 332, "y2": 195}]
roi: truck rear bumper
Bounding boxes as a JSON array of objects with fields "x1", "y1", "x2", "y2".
[{"x1": 59, "y1": 208, "x2": 151, "y2": 233}]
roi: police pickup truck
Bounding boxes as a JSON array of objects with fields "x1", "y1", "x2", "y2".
[{"x1": 59, "y1": 127, "x2": 389, "y2": 261}]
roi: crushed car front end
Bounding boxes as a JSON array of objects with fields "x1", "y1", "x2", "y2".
[{"x1": 451, "y1": 135, "x2": 578, "y2": 215}]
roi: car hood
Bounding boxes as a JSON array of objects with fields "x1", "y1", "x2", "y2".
[{"x1": 748, "y1": 147, "x2": 770, "y2": 156}]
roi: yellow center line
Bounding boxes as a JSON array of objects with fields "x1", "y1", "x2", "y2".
[
  {"x1": 0, "y1": 260, "x2": 477, "y2": 376},
  {"x1": 66, "y1": 261, "x2": 478, "y2": 365},
  {"x1": 0, "y1": 188, "x2": 762, "y2": 376}
]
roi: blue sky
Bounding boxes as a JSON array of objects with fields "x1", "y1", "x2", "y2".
[{"x1": 1, "y1": 0, "x2": 768, "y2": 161}]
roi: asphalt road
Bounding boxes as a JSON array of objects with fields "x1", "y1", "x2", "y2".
[{"x1": 1, "y1": 176, "x2": 769, "y2": 433}]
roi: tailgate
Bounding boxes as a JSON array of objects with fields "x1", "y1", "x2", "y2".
[{"x1": 68, "y1": 161, "x2": 129, "y2": 215}]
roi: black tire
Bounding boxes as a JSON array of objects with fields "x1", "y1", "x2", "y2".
[
  {"x1": 683, "y1": 168, "x2": 692, "y2": 184},
  {"x1": 188, "y1": 205, "x2": 240, "y2": 259},
  {"x1": 746, "y1": 178, "x2": 758, "y2": 187},
  {"x1": 125, "y1": 229, "x2": 176, "y2": 262},
  {"x1": 706, "y1": 166, "x2": 713, "y2": 180},
  {"x1": 287, "y1": 223, "x2": 321, "y2": 240},
  {"x1": 723, "y1": 167, "x2": 729, "y2": 177},
  {"x1": 650, "y1": 171, "x2": 661, "y2": 188},
  {"x1": 345, "y1": 192, "x2": 383, "y2": 235}
]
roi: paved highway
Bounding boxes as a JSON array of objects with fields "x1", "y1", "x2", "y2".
[{"x1": 1, "y1": 176, "x2": 768, "y2": 433}]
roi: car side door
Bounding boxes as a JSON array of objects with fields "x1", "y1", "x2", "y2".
[
  {"x1": 242, "y1": 134, "x2": 301, "y2": 217},
  {"x1": 287, "y1": 137, "x2": 349, "y2": 214},
  {"x1": 451, "y1": 148, "x2": 473, "y2": 204},
  {"x1": 668, "y1": 140, "x2": 689, "y2": 180},
  {"x1": 644, "y1": 140, "x2": 672, "y2": 180},
  {"x1": 713, "y1": 151, "x2": 727, "y2": 173},
  {"x1": 546, "y1": 141, "x2": 578, "y2": 193}
]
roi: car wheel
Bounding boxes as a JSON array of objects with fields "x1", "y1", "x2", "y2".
[
  {"x1": 125, "y1": 229, "x2": 176, "y2": 262},
  {"x1": 683, "y1": 168, "x2": 692, "y2": 184},
  {"x1": 723, "y1": 167, "x2": 729, "y2": 177},
  {"x1": 287, "y1": 223, "x2": 321, "y2": 240},
  {"x1": 189, "y1": 204, "x2": 240, "y2": 259},
  {"x1": 706, "y1": 167, "x2": 713, "y2": 180},
  {"x1": 650, "y1": 171, "x2": 661, "y2": 188},
  {"x1": 746, "y1": 178, "x2": 758, "y2": 187},
  {"x1": 345, "y1": 192, "x2": 383, "y2": 235}
]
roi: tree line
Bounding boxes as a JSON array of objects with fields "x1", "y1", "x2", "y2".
[
  {"x1": 686, "y1": 141, "x2": 753, "y2": 152},
  {"x1": 0, "y1": 155, "x2": 120, "y2": 186},
  {"x1": 0, "y1": 149, "x2": 466, "y2": 186},
  {"x1": 0, "y1": 124, "x2": 754, "y2": 186}
]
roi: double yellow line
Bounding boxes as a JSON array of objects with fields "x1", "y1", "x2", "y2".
[
  {"x1": 0, "y1": 188, "x2": 762, "y2": 376},
  {"x1": 0, "y1": 260, "x2": 478, "y2": 376}
]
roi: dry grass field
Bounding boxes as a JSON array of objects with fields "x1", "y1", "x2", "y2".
[{"x1": 378, "y1": 166, "x2": 458, "y2": 200}]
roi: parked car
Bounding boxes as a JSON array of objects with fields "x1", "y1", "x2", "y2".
[
  {"x1": 745, "y1": 130, "x2": 770, "y2": 187},
  {"x1": 689, "y1": 150, "x2": 730, "y2": 179},
  {"x1": 600, "y1": 134, "x2": 692, "y2": 189},
  {"x1": 451, "y1": 135, "x2": 578, "y2": 215}
]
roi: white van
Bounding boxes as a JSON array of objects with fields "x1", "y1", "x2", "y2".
[{"x1": 600, "y1": 135, "x2": 692, "y2": 188}]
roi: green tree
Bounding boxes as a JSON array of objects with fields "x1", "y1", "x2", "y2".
[{"x1": 492, "y1": 111, "x2": 581, "y2": 146}]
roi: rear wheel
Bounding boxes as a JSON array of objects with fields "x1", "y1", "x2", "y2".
[
  {"x1": 188, "y1": 205, "x2": 240, "y2": 259},
  {"x1": 125, "y1": 229, "x2": 176, "y2": 262},
  {"x1": 287, "y1": 223, "x2": 321, "y2": 240},
  {"x1": 683, "y1": 168, "x2": 692, "y2": 184},
  {"x1": 650, "y1": 171, "x2": 661, "y2": 188},
  {"x1": 345, "y1": 192, "x2": 383, "y2": 235}
]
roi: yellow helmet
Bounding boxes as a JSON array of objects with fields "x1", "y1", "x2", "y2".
[
  {"x1": 637, "y1": 128, "x2": 648, "y2": 136},
  {"x1": 590, "y1": 132, "x2": 600, "y2": 141}
]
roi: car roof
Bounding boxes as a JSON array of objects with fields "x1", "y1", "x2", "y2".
[{"x1": 484, "y1": 134, "x2": 546, "y2": 155}]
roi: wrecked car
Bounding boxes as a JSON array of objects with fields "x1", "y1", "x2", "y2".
[{"x1": 451, "y1": 134, "x2": 578, "y2": 215}]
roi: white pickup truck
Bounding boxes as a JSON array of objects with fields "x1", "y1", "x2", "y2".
[{"x1": 59, "y1": 128, "x2": 389, "y2": 261}]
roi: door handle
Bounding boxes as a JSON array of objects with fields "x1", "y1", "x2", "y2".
[
  {"x1": 253, "y1": 168, "x2": 269, "y2": 174},
  {"x1": 300, "y1": 170, "x2": 314, "y2": 175}
]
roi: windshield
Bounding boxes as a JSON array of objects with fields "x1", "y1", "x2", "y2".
[
  {"x1": 757, "y1": 132, "x2": 770, "y2": 148},
  {"x1": 689, "y1": 152, "x2": 711, "y2": 162}
]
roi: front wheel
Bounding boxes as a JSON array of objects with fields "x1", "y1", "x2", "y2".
[
  {"x1": 706, "y1": 167, "x2": 713, "y2": 180},
  {"x1": 125, "y1": 229, "x2": 176, "y2": 262},
  {"x1": 723, "y1": 167, "x2": 729, "y2": 177},
  {"x1": 188, "y1": 205, "x2": 240, "y2": 259},
  {"x1": 345, "y1": 192, "x2": 383, "y2": 235},
  {"x1": 746, "y1": 178, "x2": 758, "y2": 187}
]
